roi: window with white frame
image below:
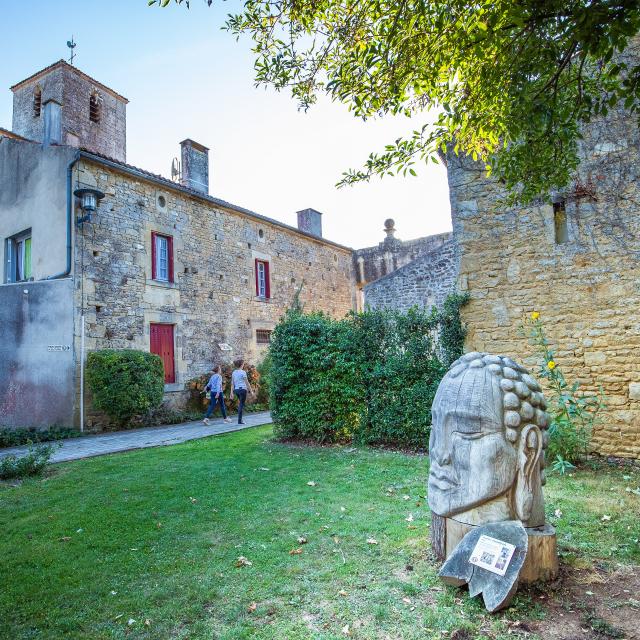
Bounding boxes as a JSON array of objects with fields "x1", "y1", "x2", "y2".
[
  {"x1": 5, "y1": 230, "x2": 32, "y2": 283},
  {"x1": 151, "y1": 232, "x2": 173, "y2": 283},
  {"x1": 255, "y1": 259, "x2": 270, "y2": 298}
]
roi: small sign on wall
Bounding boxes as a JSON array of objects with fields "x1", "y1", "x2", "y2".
[
  {"x1": 47, "y1": 345, "x2": 71, "y2": 352},
  {"x1": 218, "y1": 343, "x2": 232, "y2": 351}
]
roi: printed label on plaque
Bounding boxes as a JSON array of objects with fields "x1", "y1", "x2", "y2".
[{"x1": 469, "y1": 535, "x2": 516, "y2": 576}]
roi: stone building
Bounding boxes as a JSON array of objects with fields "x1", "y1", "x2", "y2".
[
  {"x1": 0, "y1": 61, "x2": 356, "y2": 428},
  {"x1": 353, "y1": 220, "x2": 457, "y2": 313}
]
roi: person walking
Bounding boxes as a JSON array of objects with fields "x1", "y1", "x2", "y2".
[
  {"x1": 230, "y1": 358, "x2": 252, "y2": 425},
  {"x1": 203, "y1": 365, "x2": 232, "y2": 425}
]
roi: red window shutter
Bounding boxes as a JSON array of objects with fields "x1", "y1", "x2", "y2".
[
  {"x1": 151, "y1": 232, "x2": 157, "y2": 280},
  {"x1": 254, "y1": 258, "x2": 260, "y2": 296},
  {"x1": 264, "y1": 260, "x2": 271, "y2": 298},
  {"x1": 167, "y1": 235, "x2": 174, "y2": 283}
]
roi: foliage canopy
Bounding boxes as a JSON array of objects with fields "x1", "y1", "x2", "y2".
[{"x1": 153, "y1": 0, "x2": 640, "y2": 203}]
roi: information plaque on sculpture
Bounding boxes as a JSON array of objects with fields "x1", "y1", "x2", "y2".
[{"x1": 469, "y1": 535, "x2": 515, "y2": 576}]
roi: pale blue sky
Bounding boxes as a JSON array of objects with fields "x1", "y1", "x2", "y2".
[{"x1": 1, "y1": 0, "x2": 452, "y2": 248}]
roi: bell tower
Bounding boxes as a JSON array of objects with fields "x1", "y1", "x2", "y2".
[{"x1": 10, "y1": 60, "x2": 128, "y2": 162}]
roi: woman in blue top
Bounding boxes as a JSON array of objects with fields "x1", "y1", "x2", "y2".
[
  {"x1": 230, "y1": 358, "x2": 253, "y2": 425},
  {"x1": 203, "y1": 365, "x2": 231, "y2": 425}
]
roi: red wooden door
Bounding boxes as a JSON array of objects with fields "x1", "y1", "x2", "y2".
[{"x1": 150, "y1": 323, "x2": 175, "y2": 383}]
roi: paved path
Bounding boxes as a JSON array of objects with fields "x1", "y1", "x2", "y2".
[{"x1": 0, "y1": 411, "x2": 272, "y2": 463}]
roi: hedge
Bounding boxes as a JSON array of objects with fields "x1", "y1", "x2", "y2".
[
  {"x1": 86, "y1": 350, "x2": 165, "y2": 426},
  {"x1": 269, "y1": 293, "x2": 468, "y2": 448}
]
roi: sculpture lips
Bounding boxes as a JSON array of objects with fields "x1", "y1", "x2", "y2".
[{"x1": 429, "y1": 469, "x2": 457, "y2": 489}]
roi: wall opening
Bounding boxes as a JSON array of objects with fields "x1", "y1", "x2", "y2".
[
  {"x1": 89, "y1": 93, "x2": 100, "y2": 123},
  {"x1": 553, "y1": 200, "x2": 569, "y2": 244},
  {"x1": 33, "y1": 87, "x2": 42, "y2": 117}
]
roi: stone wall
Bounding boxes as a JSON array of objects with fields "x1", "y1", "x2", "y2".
[
  {"x1": 447, "y1": 101, "x2": 640, "y2": 458},
  {"x1": 353, "y1": 219, "x2": 452, "y2": 289},
  {"x1": 12, "y1": 61, "x2": 127, "y2": 161},
  {"x1": 363, "y1": 240, "x2": 458, "y2": 313},
  {"x1": 73, "y1": 156, "x2": 357, "y2": 422}
]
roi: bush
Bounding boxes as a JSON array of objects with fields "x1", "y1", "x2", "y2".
[
  {"x1": 269, "y1": 294, "x2": 468, "y2": 447},
  {"x1": 86, "y1": 350, "x2": 165, "y2": 426},
  {"x1": 523, "y1": 313, "x2": 604, "y2": 471},
  {"x1": 0, "y1": 444, "x2": 55, "y2": 480},
  {"x1": 0, "y1": 426, "x2": 80, "y2": 449}
]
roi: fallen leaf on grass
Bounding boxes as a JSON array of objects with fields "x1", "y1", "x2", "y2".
[
  {"x1": 366, "y1": 538, "x2": 378, "y2": 545},
  {"x1": 144, "y1": 619, "x2": 151, "y2": 626},
  {"x1": 289, "y1": 548, "x2": 303, "y2": 555},
  {"x1": 127, "y1": 618, "x2": 136, "y2": 626},
  {"x1": 247, "y1": 602, "x2": 257, "y2": 613},
  {"x1": 342, "y1": 624, "x2": 351, "y2": 635},
  {"x1": 403, "y1": 495, "x2": 411, "y2": 500},
  {"x1": 307, "y1": 481, "x2": 317, "y2": 486},
  {"x1": 601, "y1": 515, "x2": 611, "y2": 521},
  {"x1": 114, "y1": 614, "x2": 123, "y2": 620},
  {"x1": 297, "y1": 536, "x2": 308, "y2": 544},
  {"x1": 190, "y1": 497, "x2": 198, "y2": 504},
  {"x1": 338, "y1": 589, "x2": 348, "y2": 596},
  {"x1": 405, "y1": 513, "x2": 414, "y2": 522},
  {"x1": 259, "y1": 467, "x2": 270, "y2": 471},
  {"x1": 59, "y1": 536, "x2": 71, "y2": 542},
  {"x1": 235, "y1": 556, "x2": 252, "y2": 567},
  {"x1": 402, "y1": 597, "x2": 412, "y2": 604},
  {"x1": 554, "y1": 509, "x2": 563, "y2": 518}
]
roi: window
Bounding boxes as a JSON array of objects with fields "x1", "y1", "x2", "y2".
[
  {"x1": 33, "y1": 87, "x2": 41, "y2": 117},
  {"x1": 256, "y1": 329, "x2": 272, "y2": 345},
  {"x1": 5, "y1": 230, "x2": 32, "y2": 283},
  {"x1": 553, "y1": 200, "x2": 568, "y2": 244},
  {"x1": 255, "y1": 259, "x2": 270, "y2": 298},
  {"x1": 89, "y1": 93, "x2": 100, "y2": 123},
  {"x1": 151, "y1": 232, "x2": 174, "y2": 282},
  {"x1": 150, "y1": 323, "x2": 176, "y2": 383}
]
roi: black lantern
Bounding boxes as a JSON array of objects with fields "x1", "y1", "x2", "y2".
[{"x1": 74, "y1": 187, "x2": 105, "y2": 225}]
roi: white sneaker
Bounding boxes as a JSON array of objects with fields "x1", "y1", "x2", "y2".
[
  {"x1": 203, "y1": 418, "x2": 210, "y2": 425},
  {"x1": 224, "y1": 418, "x2": 232, "y2": 423}
]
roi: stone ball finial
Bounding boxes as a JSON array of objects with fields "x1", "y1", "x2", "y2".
[{"x1": 384, "y1": 218, "x2": 396, "y2": 239}]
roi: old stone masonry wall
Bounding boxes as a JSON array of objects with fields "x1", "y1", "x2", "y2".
[
  {"x1": 447, "y1": 97, "x2": 640, "y2": 458},
  {"x1": 73, "y1": 158, "x2": 356, "y2": 417},
  {"x1": 363, "y1": 241, "x2": 458, "y2": 313}
]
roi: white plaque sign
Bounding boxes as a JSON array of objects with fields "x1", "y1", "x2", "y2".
[
  {"x1": 469, "y1": 535, "x2": 515, "y2": 576},
  {"x1": 217, "y1": 343, "x2": 232, "y2": 352}
]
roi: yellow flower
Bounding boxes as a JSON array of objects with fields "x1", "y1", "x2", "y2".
[
  {"x1": 547, "y1": 360, "x2": 556, "y2": 370},
  {"x1": 531, "y1": 311, "x2": 540, "y2": 320}
]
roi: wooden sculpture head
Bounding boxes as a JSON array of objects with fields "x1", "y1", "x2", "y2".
[{"x1": 428, "y1": 353, "x2": 549, "y2": 528}]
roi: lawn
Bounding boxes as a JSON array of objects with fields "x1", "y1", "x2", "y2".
[{"x1": 0, "y1": 425, "x2": 638, "y2": 640}]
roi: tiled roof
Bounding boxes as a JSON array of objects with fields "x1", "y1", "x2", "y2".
[
  {"x1": 79, "y1": 149, "x2": 352, "y2": 252},
  {"x1": 0, "y1": 127, "x2": 36, "y2": 143},
  {"x1": 10, "y1": 60, "x2": 128, "y2": 103}
]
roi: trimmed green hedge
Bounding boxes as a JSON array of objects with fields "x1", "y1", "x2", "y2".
[
  {"x1": 86, "y1": 350, "x2": 165, "y2": 426},
  {"x1": 269, "y1": 294, "x2": 468, "y2": 448}
]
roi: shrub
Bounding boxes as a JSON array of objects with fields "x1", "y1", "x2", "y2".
[
  {"x1": 268, "y1": 293, "x2": 468, "y2": 447},
  {"x1": 523, "y1": 313, "x2": 604, "y2": 471},
  {"x1": 0, "y1": 426, "x2": 80, "y2": 449},
  {"x1": 86, "y1": 350, "x2": 165, "y2": 426},
  {"x1": 0, "y1": 444, "x2": 55, "y2": 480}
]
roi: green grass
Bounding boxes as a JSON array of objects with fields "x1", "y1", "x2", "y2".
[{"x1": 0, "y1": 425, "x2": 638, "y2": 640}]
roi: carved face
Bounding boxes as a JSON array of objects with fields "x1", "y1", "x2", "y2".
[{"x1": 428, "y1": 365, "x2": 517, "y2": 518}]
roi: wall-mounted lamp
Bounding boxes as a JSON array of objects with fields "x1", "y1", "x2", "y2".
[{"x1": 74, "y1": 188, "x2": 105, "y2": 225}]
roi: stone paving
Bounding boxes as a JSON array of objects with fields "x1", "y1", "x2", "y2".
[{"x1": 0, "y1": 411, "x2": 272, "y2": 464}]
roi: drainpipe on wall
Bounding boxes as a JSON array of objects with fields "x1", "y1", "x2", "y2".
[{"x1": 46, "y1": 150, "x2": 80, "y2": 280}]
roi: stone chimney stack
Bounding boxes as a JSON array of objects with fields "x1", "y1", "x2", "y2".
[
  {"x1": 180, "y1": 139, "x2": 209, "y2": 194},
  {"x1": 296, "y1": 208, "x2": 323, "y2": 237},
  {"x1": 42, "y1": 99, "x2": 62, "y2": 146}
]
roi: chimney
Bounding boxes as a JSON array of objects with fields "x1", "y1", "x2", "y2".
[
  {"x1": 43, "y1": 99, "x2": 62, "y2": 146},
  {"x1": 296, "y1": 208, "x2": 323, "y2": 237},
  {"x1": 180, "y1": 139, "x2": 209, "y2": 194}
]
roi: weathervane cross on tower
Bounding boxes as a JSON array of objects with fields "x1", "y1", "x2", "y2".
[{"x1": 67, "y1": 36, "x2": 77, "y2": 65}]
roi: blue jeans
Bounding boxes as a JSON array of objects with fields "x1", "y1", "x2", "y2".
[
  {"x1": 234, "y1": 388, "x2": 247, "y2": 423},
  {"x1": 204, "y1": 393, "x2": 227, "y2": 419}
]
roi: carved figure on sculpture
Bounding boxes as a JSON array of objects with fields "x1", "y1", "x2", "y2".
[{"x1": 428, "y1": 352, "x2": 549, "y2": 528}]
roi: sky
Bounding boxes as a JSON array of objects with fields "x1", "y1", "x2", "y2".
[{"x1": 1, "y1": 0, "x2": 452, "y2": 249}]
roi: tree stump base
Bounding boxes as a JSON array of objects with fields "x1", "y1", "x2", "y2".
[{"x1": 431, "y1": 514, "x2": 558, "y2": 584}]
